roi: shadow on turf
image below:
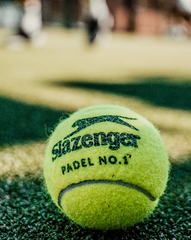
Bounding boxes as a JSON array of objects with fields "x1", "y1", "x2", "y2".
[
  {"x1": 0, "y1": 96, "x2": 69, "y2": 146},
  {"x1": 51, "y1": 76, "x2": 191, "y2": 111}
]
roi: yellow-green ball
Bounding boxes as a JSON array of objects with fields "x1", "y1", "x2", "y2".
[{"x1": 44, "y1": 104, "x2": 170, "y2": 230}]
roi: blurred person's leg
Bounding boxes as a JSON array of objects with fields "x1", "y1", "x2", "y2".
[
  {"x1": 7, "y1": 0, "x2": 46, "y2": 50},
  {"x1": 166, "y1": 0, "x2": 191, "y2": 40},
  {"x1": 81, "y1": 0, "x2": 114, "y2": 43},
  {"x1": 175, "y1": 0, "x2": 191, "y2": 14},
  {"x1": 175, "y1": 0, "x2": 191, "y2": 37},
  {"x1": 19, "y1": 0, "x2": 42, "y2": 39}
]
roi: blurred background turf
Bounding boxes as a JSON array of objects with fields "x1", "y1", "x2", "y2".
[{"x1": 0, "y1": 25, "x2": 191, "y2": 239}]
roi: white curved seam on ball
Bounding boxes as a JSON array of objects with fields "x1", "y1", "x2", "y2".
[{"x1": 58, "y1": 180, "x2": 156, "y2": 208}]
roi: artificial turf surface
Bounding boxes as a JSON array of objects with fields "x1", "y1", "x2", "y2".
[
  {"x1": 0, "y1": 161, "x2": 191, "y2": 239},
  {"x1": 1, "y1": 27, "x2": 191, "y2": 239}
]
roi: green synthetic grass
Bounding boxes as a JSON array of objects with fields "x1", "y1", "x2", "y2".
[
  {"x1": 0, "y1": 161, "x2": 191, "y2": 240},
  {"x1": 1, "y1": 27, "x2": 191, "y2": 239},
  {"x1": 0, "y1": 96, "x2": 68, "y2": 146}
]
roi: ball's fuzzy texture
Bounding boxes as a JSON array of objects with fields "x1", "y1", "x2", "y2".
[{"x1": 44, "y1": 104, "x2": 170, "y2": 230}]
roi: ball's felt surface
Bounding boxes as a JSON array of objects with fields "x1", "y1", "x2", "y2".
[{"x1": 43, "y1": 104, "x2": 170, "y2": 230}]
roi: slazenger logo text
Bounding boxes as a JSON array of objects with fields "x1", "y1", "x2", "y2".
[{"x1": 51, "y1": 115, "x2": 140, "y2": 162}]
